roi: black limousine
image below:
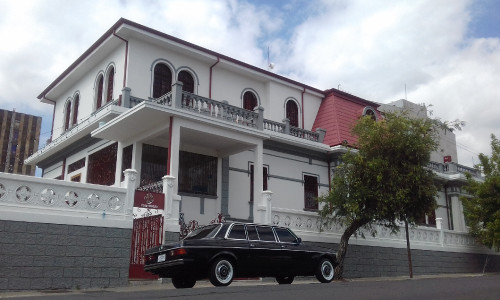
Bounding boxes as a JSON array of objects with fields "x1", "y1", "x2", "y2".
[{"x1": 144, "y1": 222, "x2": 338, "y2": 288}]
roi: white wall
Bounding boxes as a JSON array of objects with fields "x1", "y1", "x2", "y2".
[
  {"x1": 227, "y1": 148, "x2": 329, "y2": 220},
  {"x1": 52, "y1": 47, "x2": 125, "y2": 138}
]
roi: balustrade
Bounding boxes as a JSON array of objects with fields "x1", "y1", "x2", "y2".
[
  {"x1": 0, "y1": 172, "x2": 130, "y2": 227},
  {"x1": 121, "y1": 85, "x2": 325, "y2": 143},
  {"x1": 271, "y1": 207, "x2": 479, "y2": 250}
]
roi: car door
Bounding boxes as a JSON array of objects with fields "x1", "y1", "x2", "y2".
[
  {"x1": 248, "y1": 225, "x2": 282, "y2": 277},
  {"x1": 274, "y1": 227, "x2": 309, "y2": 274},
  {"x1": 225, "y1": 224, "x2": 251, "y2": 274}
]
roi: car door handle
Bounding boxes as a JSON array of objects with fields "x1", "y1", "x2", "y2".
[
  {"x1": 250, "y1": 244, "x2": 255, "y2": 248},
  {"x1": 281, "y1": 245, "x2": 287, "y2": 249}
]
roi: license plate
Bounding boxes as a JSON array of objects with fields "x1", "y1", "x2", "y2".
[{"x1": 157, "y1": 254, "x2": 166, "y2": 262}]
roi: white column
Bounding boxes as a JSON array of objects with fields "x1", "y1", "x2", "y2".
[
  {"x1": 114, "y1": 142, "x2": 124, "y2": 186},
  {"x1": 169, "y1": 119, "x2": 181, "y2": 195},
  {"x1": 262, "y1": 190, "x2": 273, "y2": 224},
  {"x1": 123, "y1": 169, "x2": 138, "y2": 218},
  {"x1": 132, "y1": 142, "x2": 142, "y2": 185},
  {"x1": 451, "y1": 195, "x2": 466, "y2": 232},
  {"x1": 436, "y1": 217, "x2": 444, "y2": 246},
  {"x1": 252, "y1": 142, "x2": 264, "y2": 223},
  {"x1": 162, "y1": 175, "x2": 181, "y2": 235}
]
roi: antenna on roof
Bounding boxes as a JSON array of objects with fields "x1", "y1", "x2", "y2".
[{"x1": 267, "y1": 46, "x2": 275, "y2": 70}]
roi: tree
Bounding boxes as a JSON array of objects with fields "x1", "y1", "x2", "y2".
[
  {"x1": 318, "y1": 111, "x2": 440, "y2": 280},
  {"x1": 461, "y1": 134, "x2": 500, "y2": 251}
]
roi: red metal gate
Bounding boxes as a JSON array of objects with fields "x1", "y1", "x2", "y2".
[{"x1": 129, "y1": 214, "x2": 163, "y2": 279}]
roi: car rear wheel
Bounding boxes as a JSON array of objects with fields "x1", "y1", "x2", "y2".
[
  {"x1": 276, "y1": 276, "x2": 294, "y2": 284},
  {"x1": 209, "y1": 257, "x2": 234, "y2": 287},
  {"x1": 315, "y1": 258, "x2": 334, "y2": 283},
  {"x1": 171, "y1": 276, "x2": 196, "y2": 289}
]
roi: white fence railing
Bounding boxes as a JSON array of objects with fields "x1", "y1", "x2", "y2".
[
  {"x1": 0, "y1": 171, "x2": 136, "y2": 228},
  {"x1": 271, "y1": 207, "x2": 489, "y2": 254}
]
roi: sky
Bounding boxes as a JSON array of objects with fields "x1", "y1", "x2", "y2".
[{"x1": 0, "y1": 0, "x2": 499, "y2": 168}]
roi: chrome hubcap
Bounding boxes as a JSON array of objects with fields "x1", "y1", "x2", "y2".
[
  {"x1": 216, "y1": 260, "x2": 233, "y2": 283},
  {"x1": 321, "y1": 261, "x2": 334, "y2": 280}
]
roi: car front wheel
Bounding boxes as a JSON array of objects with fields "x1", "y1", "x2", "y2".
[
  {"x1": 276, "y1": 276, "x2": 294, "y2": 284},
  {"x1": 315, "y1": 258, "x2": 334, "y2": 283},
  {"x1": 171, "y1": 276, "x2": 196, "y2": 289},
  {"x1": 209, "y1": 257, "x2": 234, "y2": 287}
]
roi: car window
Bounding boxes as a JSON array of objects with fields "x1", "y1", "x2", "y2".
[
  {"x1": 256, "y1": 226, "x2": 275, "y2": 242},
  {"x1": 247, "y1": 225, "x2": 259, "y2": 240},
  {"x1": 184, "y1": 224, "x2": 220, "y2": 240},
  {"x1": 274, "y1": 228, "x2": 297, "y2": 243},
  {"x1": 228, "y1": 224, "x2": 247, "y2": 240}
]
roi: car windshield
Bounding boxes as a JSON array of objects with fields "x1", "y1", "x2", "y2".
[{"x1": 184, "y1": 224, "x2": 220, "y2": 240}]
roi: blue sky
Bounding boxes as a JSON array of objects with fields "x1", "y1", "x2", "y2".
[{"x1": 0, "y1": 0, "x2": 499, "y2": 169}]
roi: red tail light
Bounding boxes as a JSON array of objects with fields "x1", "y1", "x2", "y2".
[{"x1": 169, "y1": 248, "x2": 187, "y2": 257}]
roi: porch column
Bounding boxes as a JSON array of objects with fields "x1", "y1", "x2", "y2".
[
  {"x1": 114, "y1": 142, "x2": 124, "y2": 186},
  {"x1": 168, "y1": 118, "x2": 181, "y2": 195},
  {"x1": 252, "y1": 141, "x2": 265, "y2": 224},
  {"x1": 450, "y1": 194, "x2": 466, "y2": 232},
  {"x1": 162, "y1": 175, "x2": 181, "y2": 237}
]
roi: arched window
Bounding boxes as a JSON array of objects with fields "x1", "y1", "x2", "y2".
[
  {"x1": 96, "y1": 75, "x2": 104, "y2": 109},
  {"x1": 72, "y1": 94, "x2": 79, "y2": 125},
  {"x1": 64, "y1": 101, "x2": 71, "y2": 131},
  {"x1": 286, "y1": 100, "x2": 299, "y2": 127},
  {"x1": 243, "y1": 91, "x2": 258, "y2": 111},
  {"x1": 106, "y1": 67, "x2": 114, "y2": 103},
  {"x1": 178, "y1": 70, "x2": 194, "y2": 93},
  {"x1": 153, "y1": 63, "x2": 172, "y2": 98},
  {"x1": 363, "y1": 106, "x2": 378, "y2": 121}
]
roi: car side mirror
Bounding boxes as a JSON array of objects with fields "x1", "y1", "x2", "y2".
[{"x1": 296, "y1": 238, "x2": 302, "y2": 244}]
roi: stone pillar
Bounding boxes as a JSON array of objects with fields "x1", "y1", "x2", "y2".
[
  {"x1": 436, "y1": 217, "x2": 444, "y2": 246},
  {"x1": 121, "y1": 87, "x2": 131, "y2": 108},
  {"x1": 162, "y1": 175, "x2": 181, "y2": 237},
  {"x1": 171, "y1": 81, "x2": 184, "y2": 108},
  {"x1": 256, "y1": 106, "x2": 264, "y2": 130},
  {"x1": 123, "y1": 169, "x2": 138, "y2": 218},
  {"x1": 316, "y1": 128, "x2": 326, "y2": 143},
  {"x1": 283, "y1": 118, "x2": 290, "y2": 135},
  {"x1": 262, "y1": 190, "x2": 273, "y2": 224}
]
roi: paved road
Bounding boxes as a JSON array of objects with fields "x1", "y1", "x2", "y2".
[{"x1": 1, "y1": 274, "x2": 499, "y2": 300}]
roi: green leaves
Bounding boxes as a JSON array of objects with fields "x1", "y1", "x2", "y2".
[
  {"x1": 461, "y1": 134, "x2": 500, "y2": 251},
  {"x1": 319, "y1": 110, "x2": 439, "y2": 235}
]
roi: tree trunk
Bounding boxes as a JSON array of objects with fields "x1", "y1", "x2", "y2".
[
  {"x1": 405, "y1": 219, "x2": 413, "y2": 278},
  {"x1": 335, "y1": 219, "x2": 369, "y2": 280}
]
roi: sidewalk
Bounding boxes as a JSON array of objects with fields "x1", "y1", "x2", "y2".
[{"x1": 0, "y1": 273, "x2": 488, "y2": 299}]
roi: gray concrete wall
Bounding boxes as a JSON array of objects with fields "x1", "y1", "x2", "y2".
[
  {"x1": 309, "y1": 242, "x2": 500, "y2": 278},
  {"x1": 0, "y1": 220, "x2": 132, "y2": 291}
]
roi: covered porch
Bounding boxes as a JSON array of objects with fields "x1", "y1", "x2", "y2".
[{"x1": 92, "y1": 87, "x2": 273, "y2": 240}]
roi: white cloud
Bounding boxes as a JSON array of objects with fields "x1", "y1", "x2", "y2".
[{"x1": 0, "y1": 0, "x2": 497, "y2": 166}]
